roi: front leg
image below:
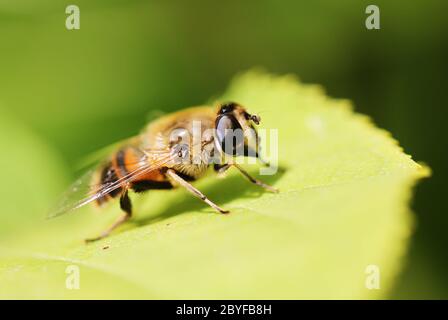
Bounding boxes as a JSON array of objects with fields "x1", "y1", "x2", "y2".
[
  {"x1": 215, "y1": 163, "x2": 279, "y2": 193},
  {"x1": 214, "y1": 163, "x2": 231, "y2": 174},
  {"x1": 166, "y1": 169, "x2": 229, "y2": 214}
]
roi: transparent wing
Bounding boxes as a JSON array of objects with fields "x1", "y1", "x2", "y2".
[{"x1": 48, "y1": 149, "x2": 176, "y2": 219}]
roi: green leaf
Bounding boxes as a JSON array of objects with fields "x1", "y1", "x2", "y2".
[{"x1": 0, "y1": 71, "x2": 429, "y2": 299}]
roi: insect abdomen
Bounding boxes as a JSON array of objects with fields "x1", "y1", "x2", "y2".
[
  {"x1": 94, "y1": 146, "x2": 173, "y2": 206},
  {"x1": 95, "y1": 162, "x2": 122, "y2": 205}
]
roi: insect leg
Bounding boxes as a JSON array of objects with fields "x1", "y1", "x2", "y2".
[
  {"x1": 213, "y1": 163, "x2": 231, "y2": 174},
  {"x1": 166, "y1": 169, "x2": 229, "y2": 214},
  {"x1": 85, "y1": 189, "x2": 132, "y2": 243},
  {"x1": 231, "y1": 163, "x2": 279, "y2": 193}
]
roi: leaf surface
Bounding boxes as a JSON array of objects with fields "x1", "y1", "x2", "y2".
[{"x1": 0, "y1": 71, "x2": 429, "y2": 299}]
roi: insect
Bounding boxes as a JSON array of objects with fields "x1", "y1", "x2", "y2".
[{"x1": 50, "y1": 102, "x2": 278, "y2": 242}]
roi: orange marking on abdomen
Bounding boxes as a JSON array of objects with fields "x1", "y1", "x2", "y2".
[{"x1": 113, "y1": 146, "x2": 167, "y2": 183}]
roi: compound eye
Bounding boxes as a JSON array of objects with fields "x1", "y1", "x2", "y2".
[
  {"x1": 218, "y1": 102, "x2": 237, "y2": 114},
  {"x1": 215, "y1": 115, "x2": 244, "y2": 155},
  {"x1": 216, "y1": 115, "x2": 233, "y2": 141}
]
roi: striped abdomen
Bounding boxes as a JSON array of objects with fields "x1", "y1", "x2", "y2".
[{"x1": 94, "y1": 146, "x2": 172, "y2": 206}]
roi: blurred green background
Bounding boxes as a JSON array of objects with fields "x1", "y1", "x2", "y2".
[{"x1": 0, "y1": 0, "x2": 446, "y2": 298}]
